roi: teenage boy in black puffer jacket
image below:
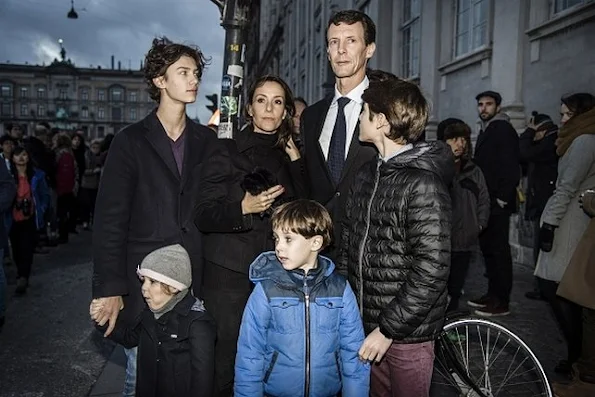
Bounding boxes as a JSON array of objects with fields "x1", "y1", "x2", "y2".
[
  {"x1": 437, "y1": 119, "x2": 490, "y2": 312},
  {"x1": 339, "y1": 75, "x2": 454, "y2": 396}
]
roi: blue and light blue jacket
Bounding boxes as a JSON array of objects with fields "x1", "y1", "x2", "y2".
[
  {"x1": 31, "y1": 169, "x2": 50, "y2": 230},
  {"x1": 235, "y1": 252, "x2": 370, "y2": 397}
]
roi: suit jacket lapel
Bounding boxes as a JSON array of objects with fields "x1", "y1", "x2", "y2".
[
  {"x1": 341, "y1": 120, "x2": 362, "y2": 181},
  {"x1": 314, "y1": 97, "x2": 334, "y2": 185},
  {"x1": 144, "y1": 113, "x2": 180, "y2": 182},
  {"x1": 180, "y1": 127, "x2": 204, "y2": 189}
]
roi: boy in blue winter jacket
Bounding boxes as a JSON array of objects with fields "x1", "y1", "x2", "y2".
[{"x1": 234, "y1": 199, "x2": 370, "y2": 397}]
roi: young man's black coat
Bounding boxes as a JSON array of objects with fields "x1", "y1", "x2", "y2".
[{"x1": 92, "y1": 110, "x2": 222, "y2": 327}]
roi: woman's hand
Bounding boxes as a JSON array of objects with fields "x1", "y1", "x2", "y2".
[
  {"x1": 285, "y1": 136, "x2": 301, "y2": 161},
  {"x1": 241, "y1": 185, "x2": 285, "y2": 215}
]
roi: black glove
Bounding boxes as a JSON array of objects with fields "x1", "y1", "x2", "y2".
[{"x1": 539, "y1": 223, "x2": 556, "y2": 252}]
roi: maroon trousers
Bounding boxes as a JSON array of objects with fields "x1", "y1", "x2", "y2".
[{"x1": 370, "y1": 341, "x2": 435, "y2": 397}]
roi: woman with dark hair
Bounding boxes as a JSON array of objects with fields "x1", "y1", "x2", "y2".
[
  {"x1": 195, "y1": 75, "x2": 306, "y2": 396},
  {"x1": 54, "y1": 133, "x2": 77, "y2": 243},
  {"x1": 9, "y1": 146, "x2": 50, "y2": 294},
  {"x1": 535, "y1": 92, "x2": 595, "y2": 377}
]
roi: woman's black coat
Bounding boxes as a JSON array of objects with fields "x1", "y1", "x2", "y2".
[{"x1": 195, "y1": 126, "x2": 307, "y2": 274}]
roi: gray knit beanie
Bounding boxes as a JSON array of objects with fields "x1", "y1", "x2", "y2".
[{"x1": 137, "y1": 244, "x2": 192, "y2": 291}]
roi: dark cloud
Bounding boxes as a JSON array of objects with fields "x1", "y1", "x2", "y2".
[{"x1": 0, "y1": 0, "x2": 224, "y2": 123}]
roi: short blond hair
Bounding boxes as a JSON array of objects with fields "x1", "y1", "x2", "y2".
[{"x1": 271, "y1": 199, "x2": 333, "y2": 249}]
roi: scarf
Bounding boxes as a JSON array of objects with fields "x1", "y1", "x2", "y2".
[
  {"x1": 151, "y1": 288, "x2": 189, "y2": 319},
  {"x1": 556, "y1": 107, "x2": 595, "y2": 156}
]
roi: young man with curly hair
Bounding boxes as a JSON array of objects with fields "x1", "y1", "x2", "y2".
[{"x1": 91, "y1": 37, "x2": 221, "y2": 396}]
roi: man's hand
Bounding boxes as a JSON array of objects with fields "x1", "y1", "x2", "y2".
[
  {"x1": 358, "y1": 327, "x2": 393, "y2": 363},
  {"x1": 93, "y1": 296, "x2": 124, "y2": 337}
]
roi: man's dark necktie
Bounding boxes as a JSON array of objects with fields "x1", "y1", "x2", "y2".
[{"x1": 327, "y1": 97, "x2": 350, "y2": 185}]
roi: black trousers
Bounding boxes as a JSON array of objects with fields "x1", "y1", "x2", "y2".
[
  {"x1": 202, "y1": 262, "x2": 252, "y2": 397},
  {"x1": 9, "y1": 217, "x2": 37, "y2": 280},
  {"x1": 538, "y1": 277, "x2": 583, "y2": 364},
  {"x1": 57, "y1": 193, "x2": 76, "y2": 240},
  {"x1": 480, "y1": 212, "x2": 513, "y2": 304},
  {"x1": 447, "y1": 251, "x2": 472, "y2": 303},
  {"x1": 79, "y1": 188, "x2": 98, "y2": 224}
]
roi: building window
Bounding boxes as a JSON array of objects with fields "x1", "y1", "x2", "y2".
[
  {"x1": 37, "y1": 104, "x2": 45, "y2": 117},
  {"x1": 98, "y1": 90, "x2": 105, "y2": 101},
  {"x1": 112, "y1": 107, "x2": 122, "y2": 121},
  {"x1": 401, "y1": 0, "x2": 421, "y2": 79},
  {"x1": 98, "y1": 107, "x2": 105, "y2": 119},
  {"x1": 1, "y1": 103, "x2": 12, "y2": 116},
  {"x1": 37, "y1": 86, "x2": 45, "y2": 99},
  {"x1": 359, "y1": 0, "x2": 371, "y2": 14},
  {"x1": 129, "y1": 91, "x2": 137, "y2": 102},
  {"x1": 111, "y1": 89, "x2": 122, "y2": 102},
  {"x1": 81, "y1": 89, "x2": 89, "y2": 101},
  {"x1": 59, "y1": 89, "x2": 68, "y2": 100},
  {"x1": 20, "y1": 104, "x2": 28, "y2": 116},
  {"x1": 130, "y1": 107, "x2": 137, "y2": 121},
  {"x1": 455, "y1": 0, "x2": 489, "y2": 57},
  {"x1": 554, "y1": 0, "x2": 585, "y2": 13},
  {"x1": 1, "y1": 85, "x2": 11, "y2": 98},
  {"x1": 20, "y1": 87, "x2": 28, "y2": 98},
  {"x1": 82, "y1": 107, "x2": 89, "y2": 118}
]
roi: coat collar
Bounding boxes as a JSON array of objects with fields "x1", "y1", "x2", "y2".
[{"x1": 142, "y1": 109, "x2": 206, "y2": 188}]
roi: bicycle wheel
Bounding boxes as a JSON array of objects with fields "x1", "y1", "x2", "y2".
[{"x1": 432, "y1": 318, "x2": 553, "y2": 397}]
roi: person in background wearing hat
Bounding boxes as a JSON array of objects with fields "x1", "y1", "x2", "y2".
[
  {"x1": 90, "y1": 244, "x2": 215, "y2": 397},
  {"x1": 437, "y1": 118, "x2": 490, "y2": 312},
  {"x1": 468, "y1": 90, "x2": 520, "y2": 317},
  {"x1": 519, "y1": 111, "x2": 559, "y2": 301}
]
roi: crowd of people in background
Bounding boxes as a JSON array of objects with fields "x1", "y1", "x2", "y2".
[
  {"x1": 0, "y1": 123, "x2": 113, "y2": 302},
  {"x1": 1, "y1": 7, "x2": 594, "y2": 397}
]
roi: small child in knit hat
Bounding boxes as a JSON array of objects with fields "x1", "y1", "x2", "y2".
[{"x1": 90, "y1": 244, "x2": 215, "y2": 397}]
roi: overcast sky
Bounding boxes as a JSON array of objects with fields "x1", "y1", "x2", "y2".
[{"x1": 0, "y1": 0, "x2": 225, "y2": 124}]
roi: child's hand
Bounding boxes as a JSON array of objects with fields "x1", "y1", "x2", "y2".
[{"x1": 358, "y1": 327, "x2": 393, "y2": 363}]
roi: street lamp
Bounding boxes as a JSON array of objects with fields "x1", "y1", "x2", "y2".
[{"x1": 67, "y1": 0, "x2": 78, "y2": 19}]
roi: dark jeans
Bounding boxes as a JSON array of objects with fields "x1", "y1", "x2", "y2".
[
  {"x1": 79, "y1": 188, "x2": 98, "y2": 224},
  {"x1": 479, "y1": 212, "x2": 513, "y2": 304},
  {"x1": 447, "y1": 251, "x2": 472, "y2": 307},
  {"x1": 9, "y1": 218, "x2": 37, "y2": 280},
  {"x1": 57, "y1": 193, "x2": 76, "y2": 240},
  {"x1": 538, "y1": 277, "x2": 583, "y2": 364},
  {"x1": 578, "y1": 308, "x2": 595, "y2": 382},
  {"x1": 203, "y1": 263, "x2": 252, "y2": 397}
]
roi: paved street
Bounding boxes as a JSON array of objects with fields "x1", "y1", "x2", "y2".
[
  {"x1": 0, "y1": 232, "x2": 567, "y2": 396},
  {"x1": 0, "y1": 231, "x2": 113, "y2": 397}
]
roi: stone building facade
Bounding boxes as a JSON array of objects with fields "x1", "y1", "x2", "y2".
[{"x1": 0, "y1": 51, "x2": 150, "y2": 140}]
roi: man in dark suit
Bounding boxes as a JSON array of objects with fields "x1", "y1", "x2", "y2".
[
  {"x1": 301, "y1": 9, "x2": 377, "y2": 263},
  {"x1": 91, "y1": 37, "x2": 221, "y2": 395},
  {"x1": 468, "y1": 90, "x2": 520, "y2": 317}
]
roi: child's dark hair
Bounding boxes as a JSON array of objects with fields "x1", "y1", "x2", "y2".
[
  {"x1": 271, "y1": 199, "x2": 333, "y2": 249},
  {"x1": 144, "y1": 37, "x2": 210, "y2": 102},
  {"x1": 362, "y1": 77, "x2": 429, "y2": 143}
]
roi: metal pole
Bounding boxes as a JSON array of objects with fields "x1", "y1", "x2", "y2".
[{"x1": 211, "y1": 0, "x2": 251, "y2": 139}]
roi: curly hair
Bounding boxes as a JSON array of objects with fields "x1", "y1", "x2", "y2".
[
  {"x1": 144, "y1": 37, "x2": 209, "y2": 102},
  {"x1": 245, "y1": 75, "x2": 296, "y2": 151}
]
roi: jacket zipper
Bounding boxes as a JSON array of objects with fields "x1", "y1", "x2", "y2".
[
  {"x1": 303, "y1": 276, "x2": 311, "y2": 397},
  {"x1": 357, "y1": 160, "x2": 381, "y2": 314}
]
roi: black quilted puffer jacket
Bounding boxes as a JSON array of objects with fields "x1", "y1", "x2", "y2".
[{"x1": 339, "y1": 141, "x2": 454, "y2": 343}]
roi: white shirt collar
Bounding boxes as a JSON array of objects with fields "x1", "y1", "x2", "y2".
[{"x1": 332, "y1": 76, "x2": 369, "y2": 106}]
